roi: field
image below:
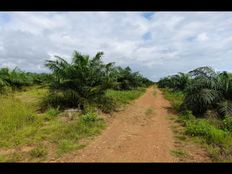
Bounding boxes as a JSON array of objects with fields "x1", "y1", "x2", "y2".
[{"x1": 0, "y1": 85, "x2": 146, "y2": 162}]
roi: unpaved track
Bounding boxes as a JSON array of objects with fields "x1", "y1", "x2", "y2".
[{"x1": 58, "y1": 87, "x2": 177, "y2": 162}]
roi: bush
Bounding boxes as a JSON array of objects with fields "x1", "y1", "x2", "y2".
[
  {"x1": 96, "y1": 96, "x2": 118, "y2": 113},
  {"x1": 223, "y1": 116, "x2": 232, "y2": 132},
  {"x1": 80, "y1": 112, "x2": 98, "y2": 123},
  {"x1": 185, "y1": 119, "x2": 230, "y2": 144}
]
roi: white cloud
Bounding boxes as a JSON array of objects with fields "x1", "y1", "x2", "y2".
[{"x1": 0, "y1": 12, "x2": 232, "y2": 81}]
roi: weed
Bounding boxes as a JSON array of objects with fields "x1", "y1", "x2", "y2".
[
  {"x1": 30, "y1": 145, "x2": 48, "y2": 158},
  {"x1": 46, "y1": 107, "x2": 60, "y2": 117},
  {"x1": 171, "y1": 149, "x2": 189, "y2": 158},
  {"x1": 56, "y1": 140, "x2": 86, "y2": 156},
  {"x1": 80, "y1": 112, "x2": 98, "y2": 123},
  {"x1": 223, "y1": 116, "x2": 232, "y2": 132},
  {"x1": 185, "y1": 119, "x2": 230, "y2": 145}
]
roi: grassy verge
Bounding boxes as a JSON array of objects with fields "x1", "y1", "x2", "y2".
[
  {"x1": 106, "y1": 88, "x2": 146, "y2": 106},
  {"x1": 0, "y1": 86, "x2": 105, "y2": 162},
  {"x1": 160, "y1": 88, "x2": 232, "y2": 162}
]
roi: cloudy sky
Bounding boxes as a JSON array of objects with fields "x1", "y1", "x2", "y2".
[{"x1": 0, "y1": 12, "x2": 232, "y2": 81}]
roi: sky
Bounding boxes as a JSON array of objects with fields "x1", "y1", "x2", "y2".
[{"x1": 0, "y1": 12, "x2": 232, "y2": 81}]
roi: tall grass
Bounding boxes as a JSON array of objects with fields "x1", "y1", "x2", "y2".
[{"x1": 0, "y1": 96, "x2": 37, "y2": 147}]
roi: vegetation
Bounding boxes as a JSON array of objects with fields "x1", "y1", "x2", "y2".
[
  {"x1": 0, "y1": 50, "x2": 152, "y2": 162},
  {"x1": 159, "y1": 67, "x2": 232, "y2": 161},
  {"x1": 158, "y1": 66, "x2": 232, "y2": 118},
  {"x1": 43, "y1": 51, "x2": 152, "y2": 112}
]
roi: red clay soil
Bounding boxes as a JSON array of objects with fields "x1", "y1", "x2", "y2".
[{"x1": 57, "y1": 87, "x2": 178, "y2": 162}]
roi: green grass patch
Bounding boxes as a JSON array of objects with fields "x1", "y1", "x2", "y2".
[
  {"x1": 14, "y1": 85, "x2": 48, "y2": 111},
  {"x1": 171, "y1": 149, "x2": 189, "y2": 158},
  {"x1": 56, "y1": 140, "x2": 86, "y2": 156},
  {"x1": 185, "y1": 119, "x2": 230, "y2": 145},
  {"x1": 160, "y1": 88, "x2": 185, "y2": 111},
  {"x1": 106, "y1": 88, "x2": 146, "y2": 106}
]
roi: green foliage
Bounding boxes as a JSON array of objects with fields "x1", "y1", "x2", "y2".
[
  {"x1": 0, "y1": 66, "x2": 52, "y2": 95},
  {"x1": 44, "y1": 51, "x2": 118, "y2": 111},
  {"x1": 158, "y1": 72, "x2": 191, "y2": 91},
  {"x1": 223, "y1": 116, "x2": 232, "y2": 132},
  {"x1": 158, "y1": 66, "x2": 232, "y2": 118},
  {"x1": 44, "y1": 51, "x2": 152, "y2": 111},
  {"x1": 46, "y1": 107, "x2": 60, "y2": 117},
  {"x1": 161, "y1": 88, "x2": 185, "y2": 112},
  {"x1": 112, "y1": 66, "x2": 153, "y2": 90},
  {"x1": 80, "y1": 112, "x2": 98, "y2": 123},
  {"x1": 185, "y1": 119, "x2": 230, "y2": 145}
]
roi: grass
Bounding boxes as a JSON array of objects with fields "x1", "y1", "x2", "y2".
[
  {"x1": 56, "y1": 140, "x2": 86, "y2": 156},
  {"x1": 14, "y1": 85, "x2": 48, "y2": 111},
  {"x1": 161, "y1": 87, "x2": 232, "y2": 162},
  {"x1": 106, "y1": 88, "x2": 146, "y2": 106},
  {"x1": 30, "y1": 145, "x2": 48, "y2": 159},
  {"x1": 171, "y1": 149, "x2": 189, "y2": 158},
  {"x1": 160, "y1": 88, "x2": 185, "y2": 112},
  {"x1": 0, "y1": 85, "x2": 147, "y2": 161},
  {"x1": 0, "y1": 86, "x2": 106, "y2": 161}
]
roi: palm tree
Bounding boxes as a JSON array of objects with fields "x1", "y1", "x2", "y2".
[{"x1": 44, "y1": 51, "x2": 115, "y2": 110}]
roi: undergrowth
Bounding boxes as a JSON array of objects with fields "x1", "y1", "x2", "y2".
[{"x1": 161, "y1": 87, "x2": 232, "y2": 162}]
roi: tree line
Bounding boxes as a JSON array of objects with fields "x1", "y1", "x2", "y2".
[{"x1": 0, "y1": 50, "x2": 153, "y2": 112}]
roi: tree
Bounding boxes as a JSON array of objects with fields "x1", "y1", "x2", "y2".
[{"x1": 44, "y1": 51, "x2": 116, "y2": 110}]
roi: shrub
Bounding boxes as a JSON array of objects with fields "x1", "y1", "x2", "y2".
[
  {"x1": 223, "y1": 116, "x2": 232, "y2": 132},
  {"x1": 80, "y1": 112, "x2": 98, "y2": 123}
]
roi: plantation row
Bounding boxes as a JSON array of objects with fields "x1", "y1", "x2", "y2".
[
  {"x1": 158, "y1": 66, "x2": 232, "y2": 161},
  {"x1": 0, "y1": 50, "x2": 153, "y2": 112}
]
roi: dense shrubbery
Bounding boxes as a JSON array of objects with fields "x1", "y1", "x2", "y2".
[
  {"x1": 158, "y1": 66, "x2": 232, "y2": 118},
  {"x1": 160, "y1": 73, "x2": 232, "y2": 161}
]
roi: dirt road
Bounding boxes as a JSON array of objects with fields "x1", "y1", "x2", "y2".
[{"x1": 58, "y1": 87, "x2": 178, "y2": 162}]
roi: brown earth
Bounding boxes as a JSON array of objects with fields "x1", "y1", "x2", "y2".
[{"x1": 56, "y1": 87, "x2": 210, "y2": 162}]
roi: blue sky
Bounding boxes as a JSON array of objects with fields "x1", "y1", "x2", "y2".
[{"x1": 0, "y1": 12, "x2": 232, "y2": 81}]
